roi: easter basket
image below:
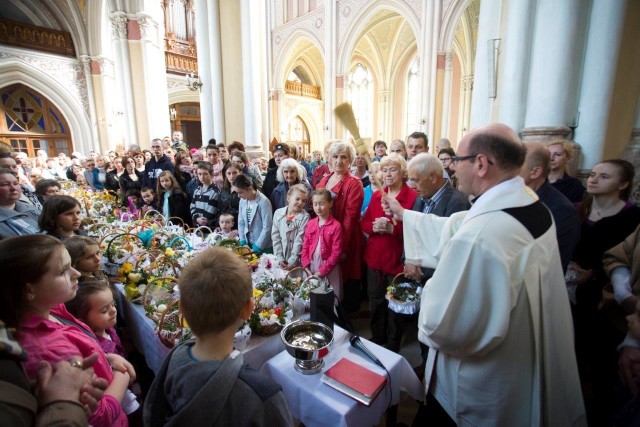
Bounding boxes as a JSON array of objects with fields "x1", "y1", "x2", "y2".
[
  {"x1": 249, "y1": 287, "x2": 293, "y2": 336},
  {"x1": 385, "y1": 273, "x2": 423, "y2": 315},
  {"x1": 156, "y1": 299, "x2": 186, "y2": 348},
  {"x1": 143, "y1": 277, "x2": 180, "y2": 323}
]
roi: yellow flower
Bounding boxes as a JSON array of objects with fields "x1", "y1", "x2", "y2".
[
  {"x1": 128, "y1": 272, "x2": 142, "y2": 283},
  {"x1": 261, "y1": 310, "x2": 270, "y2": 318},
  {"x1": 253, "y1": 289, "x2": 263, "y2": 298},
  {"x1": 122, "y1": 263, "x2": 133, "y2": 273},
  {"x1": 165, "y1": 248, "x2": 176, "y2": 257}
]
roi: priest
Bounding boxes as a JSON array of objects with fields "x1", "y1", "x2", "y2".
[{"x1": 383, "y1": 123, "x2": 586, "y2": 426}]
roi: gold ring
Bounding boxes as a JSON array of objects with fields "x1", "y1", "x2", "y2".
[{"x1": 69, "y1": 360, "x2": 83, "y2": 369}]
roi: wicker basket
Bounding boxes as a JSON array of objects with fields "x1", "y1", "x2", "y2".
[
  {"x1": 143, "y1": 277, "x2": 179, "y2": 323},
  {"x1": 250, "y1": 287, "x2": 292, "y2": 336},
  {"x1": 385, "y1": 273, "x2": 422, "y2": 315},
  {"x1": 156, "y1": 299, "x2": 185, "y2": 348}
]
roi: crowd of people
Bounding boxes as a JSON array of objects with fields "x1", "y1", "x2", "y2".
[{"x1": 1, "y1": 125, "x2": 640, "y2": 426}]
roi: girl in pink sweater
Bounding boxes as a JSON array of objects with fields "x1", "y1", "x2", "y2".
[
  {"x1": 301, "y1": 189, "x2": 343, "y2": 299},
  {"x1": 0, "y1": 235, "x2": 132, "y2": 427}
]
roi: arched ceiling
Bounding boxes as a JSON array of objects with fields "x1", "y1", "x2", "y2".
[
  {"x1": 454, "y1": 0, "x2": 480, "y2": 66},
  {"x1": 283, "y1": 39, "x2": 324, "y2": 89},
  {"x1": 351, "y1": 9, "x2": 416, "y2": 87}
]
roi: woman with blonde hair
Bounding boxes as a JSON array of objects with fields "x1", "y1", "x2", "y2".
[
  {"x1": 546, "y1": 140, "x2": 585, "y2": 202},
  {"x1": 316, "y1": 140, "x2": 364, "y2": 308}
]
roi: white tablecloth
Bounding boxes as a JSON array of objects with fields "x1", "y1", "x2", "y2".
[
  {"x1": 260, "y1": 326, "x2": 423, "y2": 427},
  {"x1": 115, "y1": 283, "x2": 306, "y2": 373}
]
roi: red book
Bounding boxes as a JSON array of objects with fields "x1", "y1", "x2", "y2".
[{"x1": 322, "y1": 358, "x2": 387, "y2": 406}]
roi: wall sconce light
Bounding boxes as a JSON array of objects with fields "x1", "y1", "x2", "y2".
[
  {"x1": 420, "y1": 118, "x2": 426, "y2": 125},
  {"x1": 170, "y1": 107, "x2": 177, "y2": 121},
  {"x1": 186, "y1": 73, "x2": 203, "y2": 91},
  {"x1": 323, "y1": 125, "x2": 329, "y2": 131}
]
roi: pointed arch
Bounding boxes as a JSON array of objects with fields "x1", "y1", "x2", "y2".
[
  {"x1": 273, "y1": 29, "x2": 324, "y2": 90},
  {"x1": 283, "y1": 103, "x2": 322, "y2": 152},
  {"x1": 337, "y1": 1, "x2": 420, "y2": 74},
  {"x1": 0, "y1": 59, "x2": 93, "y2": 155},
  {"x1": 439, "y1": 0, "x2": 473, "y2": 51}
]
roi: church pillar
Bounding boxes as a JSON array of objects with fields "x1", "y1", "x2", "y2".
[
  {"x1": 130, "y1": 12, "x2": 171, "y2": 146},
  {"x1": 497, "y1": 0, "x2": 535, "y2": 133},
  {"x1": 419, "y1": 0, "x2": 440, "y2": 140},
  {"x1": 522, "y1": 0, "x2": 590, "y2": 141},
  {"x1": 240, "y1": 0, "x2": 263, "y2": 155},
  {"x1": 461, "y1": 76, "x2": 473, "y2": 137},
  {"x1": 194, "y1": 0, "x2": 225, "y2": 145},
  {"x1": 325, "y1": 0, "x2": 337, "y2": 138},
  {"x1": 575, "y1": 0, "x2": 638, "y2": 168},
  {"x1": 110, "y1": 12, "x2": 138, "y2": 148},
  {"x1": 334, "y1": 74, "x2": 346, "y2": 137},
  {"x1": 378, "y1": 90, "x2": 391, "y2": 143},
  {"x1": 440, "y1": 52, "x2": 453, "y2": 140}
]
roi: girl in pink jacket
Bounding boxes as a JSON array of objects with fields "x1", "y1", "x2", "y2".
[{"x1": 302, "y1": 189, "x2": 344, "y2": 299}]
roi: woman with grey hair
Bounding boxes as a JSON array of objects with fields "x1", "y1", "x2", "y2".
[
  {"x1": 270, "y1": 158, "x2": 312, "y2": 212},
  {"x1": 317, "y1": 140, "x2": 364, "y2": 308}
]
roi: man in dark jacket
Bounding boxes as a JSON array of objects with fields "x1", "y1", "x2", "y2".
[{"x1": 142, "y1": 138, "x2": 175, "y2": 190}]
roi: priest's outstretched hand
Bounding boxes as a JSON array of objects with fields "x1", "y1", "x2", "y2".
[{"x1": 381, "y1": 193, "x2": 403, "y2": 221}]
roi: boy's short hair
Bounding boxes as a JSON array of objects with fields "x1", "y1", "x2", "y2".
[
  {"x1": 196, "y1": 161, "x2": 213, "y2": 173},
  {"x1": 141, "y1": 187, "x2": 155, "y2": 194},
  {"x1": 205, "y1": 145, "x2": 219, "y2": 154},
  {"x1": 373, "y1": 140, "x2": 387, "y2": 149},
  {"x1": 179, "y1": 247, "x2": 251, "y2": 335},
  {"x1": 218, "y1": 212, "x2": 235, "y2": 223}
]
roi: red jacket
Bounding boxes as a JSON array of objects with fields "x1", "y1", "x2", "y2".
[
  {"x1": 311, "y1": 163, "x2": 330, "y2": 189},
  {"x1": 301, "y1": 215, "x2": 343, "y2": 276},
  {"x1": 361, "y1": 184, "x2": 418, "y2": 275},
  {"x1": 317, "y1": 172, "x2": 364, "y2": 281}
]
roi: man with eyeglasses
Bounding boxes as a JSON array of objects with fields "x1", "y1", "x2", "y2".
[
  {"x1": 383, "y1": 123, "x2": 585, "y2": 426},
  {"x1": 142, "y1": 138, "x2": 175, "y2": 190}
]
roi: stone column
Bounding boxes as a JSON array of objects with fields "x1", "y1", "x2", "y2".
[
  {"x1": 134, "y1": 13, "x2": 171, "y2": 145},
  {"x1": 469, "y1": 0, "x2": 501, "y2": 128},
  {"x1": 573, "y1": 0, "x2": 629, "y2": 168},
  {"x1": 324, "y1": 0, "x2": 337, "y2": 138},
  {"x1": 110, "y1": 13, "x2": 138, "y2": 147},
  {"x1": 419, "y1": 0, "x2": 438, "y2": 139},
  {"x1": 378, "y1": 90, "x2": 391, "y2": 143},
  {"x1": 240, "y1": 0, "x2": 262, "y2": 155},
  {"x1": 497, "y1": 0, "x2": 535, "y2": 133},
  {"x1": 440, "y1": 52, "x2": 453, "y2": 139},
  {"x1": 522, "y1": 0, "x2": 590, "y2": 141},
  {"x1": 461, "y1": 76, "x2": 473, "y2": 137},
  {"x1": 194, "y1": 0, "x2": 225, "y2": 145}
]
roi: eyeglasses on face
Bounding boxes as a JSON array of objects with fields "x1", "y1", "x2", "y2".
[{"x1": 451, "y1": 154, "x2": 494, "y2": 166}]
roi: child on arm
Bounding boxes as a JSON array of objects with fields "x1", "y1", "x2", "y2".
[
  {"x1": 217, "y1": 212, "x2": 239, "y2": 239},
  {"x1": 272, "y1": 184, "x2": 310, "y2": 270},
  {"x1": 140, "y1": 187, "x2": 159, "y2": 214},
  {"x1": 143, "y1": 247, "x2": 293, "y2": 426},
  {"x1": 301, "y1": 189, "x2": 343, "y2": 299},
  {"x1": 65, "y1": 280, "x2": 140, "y2": 414}
]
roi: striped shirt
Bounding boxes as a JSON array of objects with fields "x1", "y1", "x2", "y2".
[{"x1": 190, "y1": 184, "x2": 220, "y2": 224}]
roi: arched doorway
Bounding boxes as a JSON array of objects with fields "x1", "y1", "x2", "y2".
[
  {"x1": 285, "y1": 115, "x2": 310, "y2": 158},
  {"x1": 0, "y1": 84, "x2": 73, "y2": 157},
  {"x1": 170, "y1": 102, "x2": 202, "y2": 148}
]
